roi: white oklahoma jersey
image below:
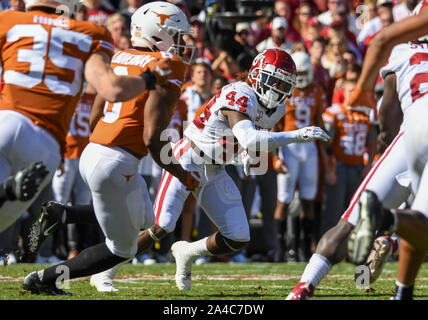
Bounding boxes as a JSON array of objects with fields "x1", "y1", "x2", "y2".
[
  {"x1": 379, "y1": 42, "x2": 428, "y2": 216},
  {"x1": 184, "y1": 80, "x2": 285, "y2": 165},
  {"x1": 153, "y1": 80, "x2": 285, "y2": 239},
  {"x1": 380, "y1": 42, "x2": 428, "y2": 116},
  {"x1": 341, "y1": 43, "x2": 428, "y2": 225}
]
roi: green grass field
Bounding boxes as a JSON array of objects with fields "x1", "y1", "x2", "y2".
[{"x1": 1, "y1": 262, "x2": 428, "y2": 300}]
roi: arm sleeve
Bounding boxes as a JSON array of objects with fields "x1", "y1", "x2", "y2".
[{"x1": 232, "y1": 119, "x2": 299, "y2": 152}]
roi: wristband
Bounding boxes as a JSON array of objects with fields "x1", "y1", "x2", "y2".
[{"x1": 140, "y1": 69, "x2": 157, "y2": 90}]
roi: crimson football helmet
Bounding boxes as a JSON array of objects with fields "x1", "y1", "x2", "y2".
[{"x1": 248, "y1": 48, "x2": 297, "y2": 109}]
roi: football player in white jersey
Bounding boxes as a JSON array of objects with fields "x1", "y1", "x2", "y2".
[
  {"x1": 286, "y1": 31, "x2": 428, "y2": 299},
  {"x1": 348, "y1": 1, "x2": 428, "y2": 300},
  {"x1": 164, "y1": 48, "x2": 329, "y2": 291}
]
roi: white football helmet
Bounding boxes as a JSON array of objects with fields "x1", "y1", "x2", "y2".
[
  {"x1": 291, "y1": 52, "x2": 313, "y2": 89},
  {"x1": 130, "y1": 1, "x2": 195, "y2": 64},
  {"x1": 412, "y1": 1, "x2": 428, "y2": 42},
  {"x1": 25, "y1": 0, "x2": 83, "y2": 17}
]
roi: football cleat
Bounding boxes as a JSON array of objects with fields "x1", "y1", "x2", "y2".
[
  {"x1": 23, "y1": 271, "x2": 72, "y2": 296},
  {"x1": 89, "y1": 276, "x2": 119, "y2": 292},
  {"x1": 286, "y1": 282, "x2": 315, "y2": 300},
  {"x1": 171, "y1": 241, "x2": 194, "y2": 291},
  {"x1": 28, "y1": 201, "x2": 66, "y2": 254},
  {"x1": 3, "y1": 162, "x2": 48, "y2": 202},
  {"x1": 363, "y1": 236, "x2": 396, "y2": 284},
  {"x1": 347, "y1": 190, "x2": 382, "y2": 265},
  {"x1": 90, "y1": 262, "x2": 125, "y2": 292}
]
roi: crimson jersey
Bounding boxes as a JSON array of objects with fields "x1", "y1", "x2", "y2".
[
  {"x1": 0, "y1": 10, "x2": 114, "y2": 150},
  {"x1": 90, "y1": 49, "x2": 186, "y2": 157}
]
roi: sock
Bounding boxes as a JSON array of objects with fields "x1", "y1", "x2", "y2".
[
  {"x1": 301, "y1": 217, "x2": 314, "y2": 258},
  {"x1": 187, "y1": 237, "x2": 213, "y2": 257},
  {"x1": 275, "y1": 218, "x2": 287, "y2": 249},
  {"x1": 38, "y1": 243, "x2": 127, "y2": 284},
  {"x1": 64, "y1": 204, "x2": 98, "y2": 225},
  {"x1": 300, "y1": 253, "x2": 332, "y2": 288},
  {"x1": 0, "y1": 184, "x2": 8, "y2": 205},
  {"x1": 380, "y1": 209, "x2": 397, "y2": 233},
  {"x1": 393, "y1": 281, "x2": 414, "y2": 300}
]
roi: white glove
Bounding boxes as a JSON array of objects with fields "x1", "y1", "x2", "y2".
[{"x1": 295, "y1": 126, "x2": 330, "y2": 143}]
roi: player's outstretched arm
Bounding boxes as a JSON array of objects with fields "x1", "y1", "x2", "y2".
[
  {"x1": 85, "y1": 51, "x2": 172, "y2": 102},
  {"x1": 224, "y1": 109, "x2": 330, "y2": 153},
  {"x1": 355, "y1": 6, "x2": 428, "y2": 94}
]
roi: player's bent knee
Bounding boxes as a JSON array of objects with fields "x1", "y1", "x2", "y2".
[{"x1": 222, "y1": 236, "x2": 249, "y2": 252}]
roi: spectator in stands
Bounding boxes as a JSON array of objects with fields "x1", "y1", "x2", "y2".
[
  {"x1": 358, "y1": 0, "x2": 394, "y2": 53},
  {"x1": 256, "y1": 17, "x2": 293, "y2": 53},
  {"x1": 274, "y1": 0, "x2": 302, "y2": 43},
  {"x1": 361, "y1": 1, "x2": 394, "y2": 55},
  {"x1": 321, "y1": 33, "x2": 347, "y2": 78},
  {"x1": 392, "y1": 0, "x2": 418, "y2": 22},
  {"x1": 76, "y1": 2, "x2": 89, "y2": 21},
  {"x1": 120, "y1": 0, "x2": 144, "y2": 27},
  {"x1": 190, "y1": 15, "x2": 205, "y2": 59},
  {"x1": 290, "y1": 41, "x2": 309, "y2": 54},
  {"x1": 331, "y1": 63, "x2": 362, "y2": 104},
  {"x1": 211, "y1": 75, "x2": 229, "y2": 94},
  {"x1": 85, "y1": 0, "x2": 116, "y2": 26},
  {"x1": 304, "y1": 17, "x2": 323, "y2": 50},
  {"x1": 7, "y1": 0, "x2": 24, "y2": 11},
  {"x1": 106, "y1": 13, "x2": 129, "y2": 50},
  {"x1": 292, "y1": 2, "x2": 315, "y2": 40},
  {"x1": 235, "y1": 23, "x2": 258, "y2": 60},
  {"x1": 317, "y1": 0, "x2": 359, "y2": 35},
  {"x1": 211, "y1": 50, "x2": 242, "y2": 82},
  {"x1": 310, "y1": 37, "x2": 332, "y2": 103},
  {"x1": 356, "y1": 0, "x2": 381, "y2": 48}
]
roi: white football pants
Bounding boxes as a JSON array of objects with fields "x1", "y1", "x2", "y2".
[
  {"x1": 277, "y1": 141, "x2": 318, "y2": 203},
  {"x1": 52, "y1": 157, "x2": 91, "y2": 205},
  {"x1": 402, "y1": 95, "x2": 428, "y2": 217},
  {"x1": 0, "y1": 110, "x2": 61, "y2": 232},
  {"x1": 79, "y1": 143, "x2": 155, "y2": 258},
  {"x1": 153, "y1": 138, "x2": 250, "y2": 243},
  {"x1": 341, "y1": 130, "x2": 411, "y2": 226}
]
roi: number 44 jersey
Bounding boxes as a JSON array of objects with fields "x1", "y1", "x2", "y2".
[
  {"x1": 380, "y1": 42, "x2": 428, "y2": 115},
  {"x1": 0, "y1": 9, "x2": 114, "y2": 149},
  {"x1": 184, "y1": 80, "x2": 285, "y2": 165}
]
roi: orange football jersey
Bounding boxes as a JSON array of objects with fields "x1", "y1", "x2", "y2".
[
  {"x1": 90, "y1": 49, "x2": 186, "y2": 158},
  {"x1": 64, "y1": 92, "x2": 95, "y2": 159},
  {"x1": 323, "y1": 103, "x2": 372, "y2": 166},
  {"x1": 284, "y1": 83, "x2": 325, "y2": 131},
  {"x1": 0, "y1": 10, "x2": 114, "y2": 152}
]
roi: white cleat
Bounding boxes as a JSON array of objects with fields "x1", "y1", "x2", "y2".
[
  {"x1": 89, "y1": 263, "x2": 124, "y2": 292},
  {"x1": 90, "y1": 277, "x2": 119, "y2": 292},
  {"x1": 171, "y1": 241, "x2": 194, "y2": 291}
]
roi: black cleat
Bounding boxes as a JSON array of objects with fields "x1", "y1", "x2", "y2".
[
  {"x1": 28, "y1": 201, "x2": 66, "y2": 254},
  {"x1": 348, "y1": 190, "x2": 382, "y2": 265},
  {"x1": 3, "y1": 162, "x2": 49, "y2": 201},
  {"x1": 23, "y1": 271, "x2": 72, "y2": 296}
]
